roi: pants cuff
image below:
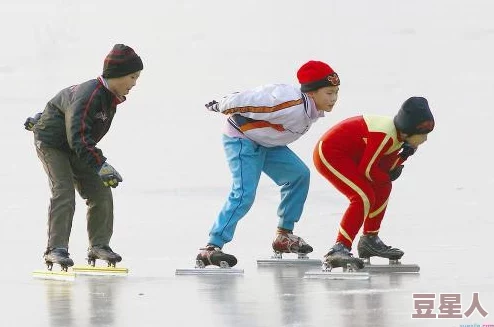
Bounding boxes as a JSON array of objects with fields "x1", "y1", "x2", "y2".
[
  {"x1": 278, "y1": 219, "x2": 295, "y2": 232},
  {"x1": 208, "y1": 235, "x2": 225, "y2": 248}
]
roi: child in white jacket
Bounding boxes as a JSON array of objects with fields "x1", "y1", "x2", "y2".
[{"x1": 197, "y1": 61, "x2": 340, "y2": 267}]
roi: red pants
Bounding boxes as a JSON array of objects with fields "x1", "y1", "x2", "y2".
[{"x1": 313, "y1": 140, "x2": 392, "y2": 249}]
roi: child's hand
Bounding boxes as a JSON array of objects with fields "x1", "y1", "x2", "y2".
[
  {"x1": 24, "y1": 112, "x2": 42, "y2": 131},
  {"x1": 399, "y1": 143, "x2": 416, "y2": 160},
  {"x1": 98, "y1": 162, "x2": 123, "y2": 188},
  {"x1": 205, "y1": 100, "x2": 219, "y2": 112},
  {"x1": 389, "y1": 165, "x2": 404, "y2": 181}
]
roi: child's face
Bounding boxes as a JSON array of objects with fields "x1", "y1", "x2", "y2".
[
  {"x1": 404, "y1": 133, "x2": 428, "y2": 148},
  {"x1": 110, "y1": 71, "x2": 141, "y2": 97},
  {"x1": 308, "y1": 86, "x2": 339, "y2": 112}
]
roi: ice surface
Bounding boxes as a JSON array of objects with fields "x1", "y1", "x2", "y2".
[{"x1": 1, "y1": 0, "x2": 494, "y2": 326}]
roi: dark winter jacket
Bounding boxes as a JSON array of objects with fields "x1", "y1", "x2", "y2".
[{"x1": 34, "y1": 77, "x2": 124, "y2": 170}]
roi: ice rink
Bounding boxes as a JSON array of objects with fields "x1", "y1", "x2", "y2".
[{"x1": 1, "y1": 1, "x2": 494, "y2": 326}]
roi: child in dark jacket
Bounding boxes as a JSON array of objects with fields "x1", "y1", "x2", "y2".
[{"x1": 25, "y1": 44, "x2": 143, "y2": 270}]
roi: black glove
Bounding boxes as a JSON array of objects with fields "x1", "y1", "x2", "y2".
[
  {"x1": 399, "y1": 143, "x2": 416, "y2": 160},
  {"x1": 205, "y1": 100, "x2": 219, "y2": 112},
  {"x1": 98, "y1": 162, "x2": 123, "y2": 188},
  {"x1": 24, "y1": 112, "x2": 42, "y2": 131},
  {"x1": 389, "y1": 165, "x2": 404, "y2": 181}
]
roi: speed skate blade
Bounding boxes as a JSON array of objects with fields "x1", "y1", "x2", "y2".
[
  {"x1": 72, "y1": 266, "x2": 129, "y2": 276},
  {"x1": 32, "y1": 270, "x2": 76, "y2": 282},
  {"x1": 304, "y1": 270, "x2": 370, "y2": 280},
  {"x1": 257, "y1": 258, "x2": 322, "y2": 266},
  {"x1": 362, "y1": 263, "x2": 420, "y2": 273},
  {"x1": 175, "y1": 267, "x2": 244, "y2": 275}
]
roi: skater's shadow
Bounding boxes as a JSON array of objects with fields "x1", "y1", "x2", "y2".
[
  {"x1": 44, "y1": 280, "x2": 75, "y2": 327},
  {"x1": 85, "y1": 276, "x2": 124, "y2": 327},
  {"x1": 195, "y1": 275, "x2": 265, "y2": 327},
  {"x1": 319, "y1": 272, "x2": 418, "y2": 327},
  {"x1": 44, "y1": 274, "x2": 126, "y2": 327},
  {"x1": 257, "y1": 265, "x2": 312, "y2": 327}
]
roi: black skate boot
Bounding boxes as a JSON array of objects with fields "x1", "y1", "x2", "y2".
[
  {"x1": 357, "y1": 234, "x2": 404, "y2": 260},
  {"x1": 196, "y1": 245, "x2": 237, "y2": 268},
  {"x1": 44, "y1": 248, "x2": 74, "y2": 272},
  {"x1": 323, "y1": 243, "x2": 364, "y2": 270},
  {"x1": 87, "y1": 245, "x2": 122, "y2": 267}
]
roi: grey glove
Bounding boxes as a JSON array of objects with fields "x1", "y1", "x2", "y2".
[
  {"x1": 24, "y1": 112, "x2": 42, "y2": 131},
  {"x1": 98, "y1": 162, "x2": 123, "y2": 188}
]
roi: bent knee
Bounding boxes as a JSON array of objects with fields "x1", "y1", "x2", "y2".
[
  {"x1": 295, "y1": 165, "x2": 310, "y2": 186},
  {"x1": 230, "y1": 187, "x2": 257, "y2": 211},
  {"x1": 300, "y1": 165, "x2": 310, "y2": 179},
  {"x1": 349, "y1": 191, "x2": 376, "y2": 208}
]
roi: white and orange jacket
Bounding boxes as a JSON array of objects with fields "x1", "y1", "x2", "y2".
[{"x1": 217, "y1": 84, "x2": 324, "y2": 147}]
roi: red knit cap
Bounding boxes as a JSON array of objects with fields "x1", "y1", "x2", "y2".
[{"x1": 297, "y1": 60, "x2": 339, "y2": 92}]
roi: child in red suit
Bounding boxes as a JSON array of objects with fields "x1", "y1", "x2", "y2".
[{"x1": 313, "y1": 97, "x2": 435, "y2": 269}]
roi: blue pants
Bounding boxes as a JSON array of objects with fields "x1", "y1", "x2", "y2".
[{"x1": 208, "y1": 135, "x2": 310, "y2": 248}]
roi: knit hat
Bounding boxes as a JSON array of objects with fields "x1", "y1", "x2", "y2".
[
  {"x1": 102, "y1": 44, "x2": 143, "y2": 78},
  {"x1": 297, "y1": 60, "x2": 340, "y2": 92},
  {"x1": 394, "y1": 97, "x2": 435, "y2": 135}
]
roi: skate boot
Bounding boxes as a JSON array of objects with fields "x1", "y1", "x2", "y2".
[
  {"x1": 272, "y1": 230, "x2": 313, "y2": 254},
  {"x1": 87, "y1": 245, "x2": 122, "y2": 267},
  {"x1": 44, "y1": 248, "x2": 74, "y2": 272},
  {"x1": 196, "y1": 245, "x2": 238, "y2": 268},
  {"x1": 323, "y1": 243, "x2": 364, "y2": 270},
  {"x1": 357, "y1": 234, "x2": 404, "y2": 260}
]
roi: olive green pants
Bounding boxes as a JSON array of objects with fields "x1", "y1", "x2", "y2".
[{"x1": 36, "y1": 143, "x2": 113, "y2": 249}]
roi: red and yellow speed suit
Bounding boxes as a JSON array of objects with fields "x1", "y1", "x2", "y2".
[{"x1": 313, "y1": 115, "x2": 407, "y2": 249}]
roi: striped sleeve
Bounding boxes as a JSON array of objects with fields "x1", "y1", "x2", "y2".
[
  {"x1": 357, "y1": 132, "x2": 393, "y2": 183},
  {"x1": 217, "y1": 84, "x2": 304, "y2": 124},
  {"x1": 66, "y1": 85, "x2": 107, "y2": 169},
  {"x1": 379, "y1": 150, "x2": 406, "y2": 172},
  {"x1": 222, "y1": 98, "x2": 303, "y2": 115}
]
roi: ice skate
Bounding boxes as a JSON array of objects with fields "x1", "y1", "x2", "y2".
[
  {"x1": 33, "y1": 248, "x2": 76, "y2": 281},
  {"x1": 87, "y1": 245, "x2": 122, "y2": 267},
  {"x1": 357, "y1": 235, "x2": 419, "y2": 273},
  {"x1": 176, "y1": 245, "x2": 243, "y2": 275},
  {"x1": 44, "y1": 248, "x2": 74, "y2": 271},
  {"x1": 304, "y1": 243, "x2": 369, "y2": 280},
  {"x1": 196, "y1": 245, "x2": 238, "y2": 267},
  {"x1": 357, "y1": 234, "x2": 404, "y2": 260},
  {"x1": 72, "y1": 245, "x2": 128, "y2": 276},
  {"x1": 272, "y1": 230, "x2": 313, "y2": 254},
  {"x1": 257, "y1": 231, "x2": 320, "y2": 266},
  {"x1": 322, "y1": 242, "x2": 365, "y2": 270}
]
